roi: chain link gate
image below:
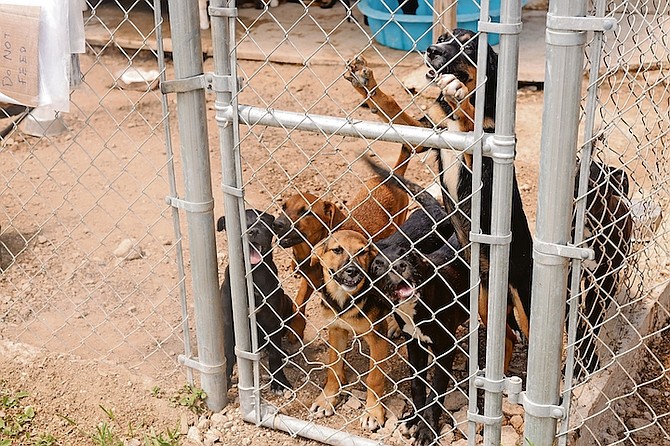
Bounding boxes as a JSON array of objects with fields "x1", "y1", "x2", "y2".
[{"x1": 195, "y1": 0, "x2": 530, "y2": 443}]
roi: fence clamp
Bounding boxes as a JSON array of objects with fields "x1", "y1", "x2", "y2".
[
  {"x1": 178, "y1": 355, "x2": 226, "y2": 376},
  {"x1": 468, "y1": 374, "x2": 523, "y2": 425},
  {"x1": 519, "y1": 391, "x2": 566, "y2": 420},
  {"x1": 534, "y1": 239, "x2": 594, "y2": 262},
  {"x1": 160, "y1": 74, "x2": 240, "y2": 95},
  {"x1": 165, "y1": 196, "x2": 215, "y2": 213}
]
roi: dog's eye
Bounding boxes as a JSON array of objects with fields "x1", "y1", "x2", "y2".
[{"x1": 331, "y1": 246, "x2": 344, "y2": 255}]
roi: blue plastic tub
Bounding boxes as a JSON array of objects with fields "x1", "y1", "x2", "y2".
[{"x1": 359, "y1": 0, "x2": 503, "y2": 51}]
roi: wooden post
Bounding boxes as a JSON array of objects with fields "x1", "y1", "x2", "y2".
[{"x1": 433, "y1": 0, "x2": 457, "y2": 42}]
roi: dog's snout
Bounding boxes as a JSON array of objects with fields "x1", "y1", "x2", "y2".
[
  {"x1": 426, "y1": 45, "x2": 438, "y2": 57},
  {"x1": 394, "y1": 259, "x2": 409, "y2": 274},
  {"x1": 344, "y1": 264, "x2": 360, "y2": 277},
  {"x1": 272, "y1": 217, "x2": 287, "y2": 235}
]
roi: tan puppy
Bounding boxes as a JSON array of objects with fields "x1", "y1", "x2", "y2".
[
  {"x1": 309, "y1": 230, "x2": 391, "y2": 431},
  {"x1": 273, "y1": 146, "x2": 411, "y2": 341}
]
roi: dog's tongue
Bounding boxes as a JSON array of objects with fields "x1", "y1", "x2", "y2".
[
  {"x1": 395, "y1": 283, "x2": 414, "y2": 299},
  {"x1": 249, "y1": 247, "x2": 262, "y2": 265}
]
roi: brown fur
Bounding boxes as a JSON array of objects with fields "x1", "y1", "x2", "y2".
[
  {"x1": 308, "y1": 230, "x2": 390, "y2": 431},
  {"x1": 274, "y1": 146, "x2": 412, "y2": 341}
]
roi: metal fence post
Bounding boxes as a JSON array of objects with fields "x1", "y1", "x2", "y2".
[
  {"x1": 524, "y1": 0, "x2": 588, "y2": 443},
  {"x1": 209, "y1": 0, "x2": 258, "y2": 419},
  {"x1": 165, "y1": 0, "x2": 228, "y2": 411},
  {"x1": 477, "y1": 0, "x2": 523, "y2": 445}
]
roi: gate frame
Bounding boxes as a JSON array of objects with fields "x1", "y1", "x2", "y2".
[{"x1": 175, "y1": 0, "x2": 528, "y2": 443}]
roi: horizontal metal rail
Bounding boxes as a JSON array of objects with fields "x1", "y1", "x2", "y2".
[{"x1": 216, "y1": 103, "x2": 496, "y2": 155}]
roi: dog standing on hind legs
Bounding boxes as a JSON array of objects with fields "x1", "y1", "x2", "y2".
[{"x1": 345, "y1": 28, "x2": 533, "y2": 372}]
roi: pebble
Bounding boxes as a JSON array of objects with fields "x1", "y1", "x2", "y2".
[{"x1": 113, "y1": 238, "x2": 144, "y2": 260}]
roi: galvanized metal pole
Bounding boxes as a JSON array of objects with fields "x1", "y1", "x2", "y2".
[
  {"x1": 479, "y1": 0, "x2": 523, "y2": 445},
  {"x1": 165, "y1": 0, "x2": 228, "y2": 410},
  {"x1": 209, "y1": 0, "x2": 259, "y2": 418},
  {"x1": 524, "y1": 0, "x2": 588, "y2": 443}
]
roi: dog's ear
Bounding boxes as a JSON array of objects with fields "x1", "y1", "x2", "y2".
[
  {"x1": 310, "y1": 239, "x2": 327, "y2": 268},
  {"x1": 217, "y1": 216, "x2": 226, "y2": 232},
  {"x1": 322, "y1": 201, "x2": 336, "y2": 228},
  {"x1": 259, "y1": 212, "x2": 275, "y2": 228}
]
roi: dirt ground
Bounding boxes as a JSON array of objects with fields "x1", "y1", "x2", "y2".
[{"x1": 0, "y1": 21, "x2": 668, "y2": 446}]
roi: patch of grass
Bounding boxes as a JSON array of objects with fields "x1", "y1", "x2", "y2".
[
  {"x1": 0, "y1": 386, "x2": 53, "y2": 446},
  {"x1": 170, "y1": 384, "x2": 208, "y2": 415}
]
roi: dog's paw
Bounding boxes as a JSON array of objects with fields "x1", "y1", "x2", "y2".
[
  {"x1": 386, "y1": 316, "x2": 402, "y2": 340},
  {"x1": 360, "y1": 408, "x2": 384, "y2": 431},
  {"x1": 398, "y1": 410, "x2": 420, "y2": 438},
  {"x1": 436, "y1": 74, "x2": 469, "y2": 102},
  {"x1": 310, "y1": 395, "x2": 336, "y2": 418},
  {"x1": 345, "y1": 56, "x2": 377, "y2": 91}
]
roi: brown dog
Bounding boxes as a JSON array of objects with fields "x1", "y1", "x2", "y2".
[
  {"x1": 273, "y1": 146, "x2": 411, "y2": 341},
  {"x1": 309, "y1": 230, "x2": 391, "y2": 431}
]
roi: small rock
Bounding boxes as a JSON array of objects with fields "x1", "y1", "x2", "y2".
[
  {"x1": 113, "y1": 238, "x2": 144, "y2": 260},
  {"x1": 210, "y1": 412, "x2": 228, "y2": 427},
  {"x1": 197, "y1": 416, "x2": 211, "y2": 431},
  {"x1": 345, "y1": 396, "x2": 362, "y2": 410},
  {"x1": 187, "y1": 426, "x2": 203, "y2": 443},
  {"x1": 37, "y1": 235, "x2": 48, "y2": 244},
  {"x1": 510, "y1": 414, "x2": 524, "y2": 431},
  {"x1": 501, "y1": 425, "x2": 520, "y2": 445},
  {"x1": 502, "y1": 398, "x2": 525, "y2": 417},
  {"x1": 241, "y1": 438, "x2": 251, "y2": 446},
  {"x1": 124, "y1": 440, "x2": 141, "y2": 446}
]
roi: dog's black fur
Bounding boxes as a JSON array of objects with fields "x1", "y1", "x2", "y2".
[
  {"x1": 371, "y1": 236, "x2": 469, "y2": 445},
  {"x1": 572, "y1": 161, "x2": 632, "y2": 377},
  {"x1": 422, "y1": 29, "x2": 533, "y2": 346},
  {"x1": 218, "y1": 209, "x2": 293, "y2": 393},
  {"x1": 367, "y1": 164, "x2": 470, "y2": 444}
]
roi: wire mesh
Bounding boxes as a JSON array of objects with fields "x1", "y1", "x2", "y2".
[{"x1": 0, "y1": 0, "x2": 186, "y2": 385}]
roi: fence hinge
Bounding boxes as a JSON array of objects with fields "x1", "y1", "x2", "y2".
[
  {"x1": 468, "y1": 374, "x2": 523, "y2": 425},
  {"x1": 519, "y1": 391, "x2": 566, "y2": 420},
  {"x1": 160, "y1": 74, "x2": 240, "y2": 94},
  {"x1": 178, "y1": 355, "x2": 226, "y2": 375},
  {"x1": 546, "y1": 14, "x2": 618, "y2": 33},
  {"x1": 235, "y1": 346, "x2": 261, "y2": 361},
  {"x1": 534, "y1": 239, "x2": 595, "y2": 261},
  {"x1": 165, "y1": 196, "x2": 215, "y2": 213}
]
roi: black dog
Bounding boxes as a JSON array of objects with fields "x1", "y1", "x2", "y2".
[
  {"x1": 572, "y1": 161, "x2": 632, "y2": 377},
  {"x1": 366, "y1": 164, "x2": 469, "y2": 444},
  {"x1": 218, "y1": 209, "x2": 293, "y2": 393},
  {"x1": 371, "y1": 237, "x2": 469, "y2": 445}
]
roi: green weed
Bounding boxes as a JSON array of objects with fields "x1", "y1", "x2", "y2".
[{"x1": 170, "y1": 384, "x2": 208, "y2": 415}]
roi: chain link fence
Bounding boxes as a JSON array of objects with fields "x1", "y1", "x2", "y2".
[
  {"x1": 1, "y1": 0, "x2": 668, "y2": 445},
  {"x1": 0, "y1": 0, "x2": 188, "y2": 386}
]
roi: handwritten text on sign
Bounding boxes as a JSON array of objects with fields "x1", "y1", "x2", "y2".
[{"x1": 0, "y1": 4, "x2": 40, "y2": 107}]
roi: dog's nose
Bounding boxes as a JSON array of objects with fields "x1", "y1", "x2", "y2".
[
  {"x1": 272, "y1": 218, "x2": 286, "y2": 234},
  {"x1": 426, "y1": 45, "x2": 438, "y2": 57},
  {"x1": 344, "y1": 265, "x2": 360, "y2": 277},
  {"x1": 394, "y1": 260, "x2": 409, "y2": 274}
]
